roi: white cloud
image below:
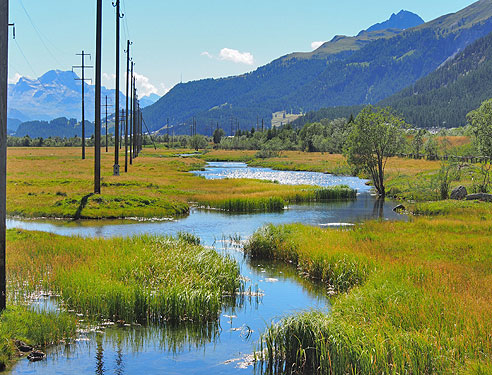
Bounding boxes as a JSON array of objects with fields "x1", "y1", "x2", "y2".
[
  {"x1": 219, "y1": 48, "x2": 254, "y2": 65},
  {"x1": 134, "y1": 72, "x2": 168, "y2": 97},
  {"x1": 102, "y1": 72, "x2": 116, "y2": 88},
  {"x1": 9, "y1": 73, "x2": 22, "y2": 84},
  {"x1": 101, "y1": 72, "x2": 167, "y2": 97},
  {"x1": 201, "y1": 48, "x2": 255, "y2": 65},
  {"x1": 311, "y1": 41, "x2": 325, "y2": 50}
]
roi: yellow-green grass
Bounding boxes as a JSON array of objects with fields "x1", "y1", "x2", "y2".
[
  {"x1": 7, "y1": 147, "x2": 355, "y2": 219},
  {"x1": 7, "y1": 230, "x2": 241, "y2": 324},
  {"x1": 0, "y1": 307, "x2": 77, "y2": 370},
  {"x1": 204, "y1": 149, "x2": 486, "y2": 202},
  {"x1": 246, "y1": 203, "x2": 492, "y2": 374}
]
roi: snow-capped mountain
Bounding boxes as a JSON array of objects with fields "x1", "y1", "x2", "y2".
[{"x1": 8, "y1": 70, "x2": 160, "y2": 122}]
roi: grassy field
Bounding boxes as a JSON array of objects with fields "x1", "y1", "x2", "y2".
[
  {"x1": 7, "y1": 230, "x2": 241, "y2": 324},
  {"x1": 244, "y1": 201, "x2": 492, "y2": 374},
  {"x1": 203, "y1": 149, "x2": 486, "y2": 201},
  {"x1": 7, "y1": 147, "x2": 357, "y2": 219}
]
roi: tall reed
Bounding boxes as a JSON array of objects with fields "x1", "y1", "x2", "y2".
[{"x1": 7, "y1": 230, "x2": 242, "y2": 324}]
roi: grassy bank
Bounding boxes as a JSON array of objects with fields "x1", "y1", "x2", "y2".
[
  {"x1": 245, "y1": 203, "x2": 492, "y2": 374},
  {"x1": 7, "y1": 230, "x2": 241, "y2": 324},
  {"x1": 0, "y1": 307, "x2": 77, "y2": 370},
  {"x1": 7, "y1": 147, "x2": 356, "y2": 219}
]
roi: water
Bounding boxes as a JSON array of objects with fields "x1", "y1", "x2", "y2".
[{"x1": 7, "y1": 163, "x2": 404, "y2": 374}]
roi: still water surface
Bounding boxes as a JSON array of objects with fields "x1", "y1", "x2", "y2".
[{"x1": 7, "y1": 163, "x2": 404, "y2": 374}]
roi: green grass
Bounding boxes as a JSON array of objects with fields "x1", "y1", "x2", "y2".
[
  {"x1": 247, "y1": 204, "x2": 492, "y2": 374},
  {"x1": 209, "y1": 197, "x2": 286, "y2": 213},
  {"x1": 0, "y1": 306, "x2": 77, "y2": 370},
  {"x1": 244, "y1": 224, "x2": 371, "y2": 293},
  {"x1": 8, "y1": 230, "x2": 242, "y2": 324}
]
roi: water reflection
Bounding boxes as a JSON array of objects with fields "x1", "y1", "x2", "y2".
[{"x1": 7, "y1": 162, "x2": 405, "y2": 375}]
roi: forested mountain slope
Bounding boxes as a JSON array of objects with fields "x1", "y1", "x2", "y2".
[{"x1": 143, "y1": 0, "x2": 492, "y2": 134}]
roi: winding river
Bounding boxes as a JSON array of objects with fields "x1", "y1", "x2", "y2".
[{"x1": 6, "y1": 162, "x2": 404, "y2": 375}]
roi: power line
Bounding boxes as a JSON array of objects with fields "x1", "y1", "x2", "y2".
[
  {"x1": 13, "y1": 39, "x2": 38, "y2": 81},
  {"x1": 73, "y1": 51, "x2": 93, "y2": 160},
  {"x1": 17, "y1": 0, "x2": 62, "y2": 66}
]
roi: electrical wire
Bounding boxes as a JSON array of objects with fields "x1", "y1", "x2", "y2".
[
  {"x1": 14, "y1": 39, "x2": 49, "y2": 91},
  {"x1": 17, "y1": 0, "x2": 63, "y2": 66}
]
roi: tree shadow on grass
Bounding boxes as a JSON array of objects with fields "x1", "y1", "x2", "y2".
[{"x1": 74, "y1": 193, "x2": 93, "y2": 220}]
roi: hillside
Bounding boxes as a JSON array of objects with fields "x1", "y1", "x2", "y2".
[
  {"x1": 365, "y1": 10, "x2": 424, "y2": 33},
  {"x1": 14, "y1": 117, "x2": 95, "y2": 139},
  {"x1": 380, "y1": 29, "x2": 492, "y2": 128},
  {"x1": 143, "y1": 0, "x2": 492, "y2": 134}
]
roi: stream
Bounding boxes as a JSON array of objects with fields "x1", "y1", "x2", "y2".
[{"x1": 6, "y1": 162, "x2": 404, "y2": 374}]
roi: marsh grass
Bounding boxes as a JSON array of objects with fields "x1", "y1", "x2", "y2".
[
  {"x1": 0, "y1": 306, "x2": 77, "y2": 370},
  {"x1": 7, "y1": 230, "x2": 242, "y2": 324},
  {"x1": 244, "y1": 224, "x2": 371, "y2": 293},
  {"x1": 8, "y1": 147, "x2": 356, "y2": 219},
  {"x1": 248, "y1": 204, "x2": 492, "y2": 374}
]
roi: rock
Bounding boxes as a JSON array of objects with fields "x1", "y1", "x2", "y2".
[
  {"x1": 393, "y1": 204, "x2": 406, "y2": 212},
  {"x1": 465, "y1": 193, "x2": 492, "y2": 202},
  {"x1": 15, "y1": 340, "x2": 33, "y2": 353},
  {"x1": 27, "y1": 350, "x2": 46, "y2": 362},
  {"x1": 450, "y1": 186, "x2": 468, "y2": 200}
]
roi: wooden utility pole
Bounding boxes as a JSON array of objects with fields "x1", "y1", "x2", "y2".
[
  {"x1": 73, "y1": 51, "x2": 93, "y2": 160},
  {"x1": 102, "y1": 95, "x2": 111, "y2": 152},
  {"x1": 129, "y1": 62, "x2": 134, "y2": 165},
  {"x1": 0, "y1": 0, "x2": 9, "y2": 311},
  {"x1": 94, "y1": 0, "x2": 102, "y2": 194},
  {"x1": 120, "y1": 109, "x2": 124, "y2": 151},
  {"x1": 133, "y1": 79, "x2": 137, "y2": 158},
  {"x1": 113, "y1": 0, "x2": 122, "y2": 176},
  {"x1": 167, "y1": 118, "x2": 170, "y2": 148},
  {"x1": 124, "y1": 40, "x2": 131, "y2": 172}
]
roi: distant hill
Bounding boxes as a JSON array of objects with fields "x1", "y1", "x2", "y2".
[
  {"x1": 143, "y1": 0, "x2": 492, "y2": 135},
  {"x1": 380, "y1": 29, "x2": 492, "y2": 128},
  {"x1": 14, "y1": 117, "x2": 95, "y2": 139},
  {"x1": 364, "y1": 10, "x2": 424, "y2": 33},
  {"x1": 7, "y1": 118, "x2": 22, "y2": 134},
  {"x1": 139, "y1": 93, "x2": 160, "y2": 108}
]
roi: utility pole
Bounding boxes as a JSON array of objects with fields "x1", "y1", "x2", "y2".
[
  {"x1": 73, "y1": 51, "x2": 93, "y2": 160},
  {"x1": 94, "y1": 0, "x2": 102, "y2": 194},
  {"x1": 0, "y1": 0, "x2": 10, "y2": 311},
  {"x1": 102, "y1": 95, "x2": 111, "y2": 152},
  {"x1": 124, "y1": 41, "x2": 131, "y2": 172},
  {"x1": 129, "y1": 62, "x2": 134, "y2": 165},
  {"x1": 120, "y1": 109, "x2": 123, "y2": 149},
  {"x1": 112, "y1": 0, "x2": 123, "y2": 176},
  {"x1": 133, "y1": 79, "x2": 137, "y2": 158},
  {"x1": 139, "y1": 109, "x2": 143, "y2": 153},
  {"x1": 167, "y1": 118, "x2": 170, "y2": 148}
]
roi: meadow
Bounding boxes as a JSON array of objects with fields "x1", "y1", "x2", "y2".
[
  {"x1": 203, "y1": 146, "x2": 484, "y2": 202},
  {"x1": 244, "y1": 201, "x2": 492, "y2": 374},
  {"x1": 7, "y1": 147, "x2": 355, "y2": 219},
  {"x1": 7, "y1": 230, "x2": 241, "y2": 324}
]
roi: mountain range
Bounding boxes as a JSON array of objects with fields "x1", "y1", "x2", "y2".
[
  {"x1": 7, "y1": 70, "x2": 159, "y2": 123},
  {"x1": 142, "y1": 0, "x2": 492, "y2": 134}
]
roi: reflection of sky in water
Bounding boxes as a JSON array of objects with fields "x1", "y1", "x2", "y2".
[
  {"x1": 193, "y1": 162, "x2": 372, "y2": 192},
  {"x1": 7, "y1": 162, "x2": 404, "y2": 375}
]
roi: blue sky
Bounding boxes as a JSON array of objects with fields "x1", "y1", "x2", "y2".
[{"x1": 7, "y1": 0, "x2": 478, "y2": 97}]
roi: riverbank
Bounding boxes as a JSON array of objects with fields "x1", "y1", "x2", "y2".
[
  {"x1": 0, "y1": 307, "x2": 76, "y2": 371},
  {"x1": 7, "y1": 229, "x2": 241, "y2": 324},
  {"x1": 202, "y1": 149, "x2": 484, "y2": 202},
  {"x1": 245, "y1": 201, "x2": 492, "y2": 374},
  {"x1": 7, "y1": 147, "x2": 356, "y2": 219}
]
